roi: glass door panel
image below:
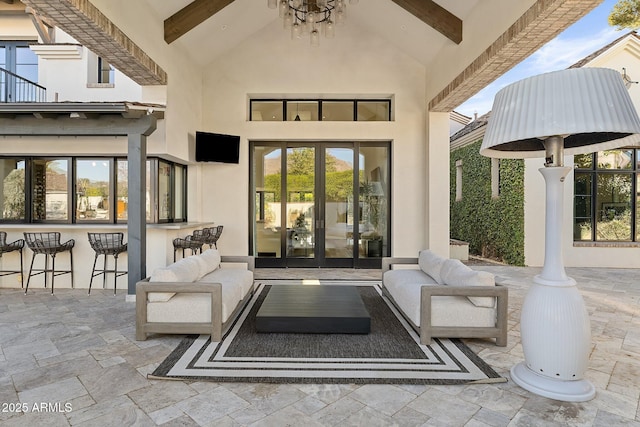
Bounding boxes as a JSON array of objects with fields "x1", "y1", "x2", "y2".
[
  {"x1": 359, "y1": 146, "x2": 389, "y2": 260},
  {"x1": 252, "y1": 142, "x2": 389, "y2": 268},
  {"x1": 324, "y1": 147, "x2": 354, "y2": 259},
  {"x1": 254, "y1": 146, "x2": 283, "y2": 258},
  {"x1": 286, "y1": 147, "x2": 315, "y2": 259}
]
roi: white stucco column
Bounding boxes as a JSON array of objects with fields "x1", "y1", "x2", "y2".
[{"x1": 426, "y1": 111, "x2": 451, "y2": 257}]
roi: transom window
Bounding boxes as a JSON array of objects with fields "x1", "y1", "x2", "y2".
[
  {"x1": 0, "y1": 157, "x2": 187, "y2": 224},
  {"x1": 574, "y1": 149, "x2": 639, "y2": 242},
  {"x1": 250, "y1": 99, "x2": 392, "y2": 121}
]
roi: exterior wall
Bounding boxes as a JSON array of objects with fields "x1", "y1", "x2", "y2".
[
  {"x1": 0, "y1": 4, "x2": 33, "y2": 40},
  {"x1": 199, "y1": 21, "x2": 434, "y2": 257},
  {"x1": 34, "y1": 30, "x2": 143, "y2": 103}
]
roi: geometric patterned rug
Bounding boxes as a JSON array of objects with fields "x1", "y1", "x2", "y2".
[{"x1": 150, "y1": 283, "x2": 506, "y2": 385}]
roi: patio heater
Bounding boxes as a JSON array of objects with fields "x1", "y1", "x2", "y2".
[{"x1": 480, "y1": 67, "x2": 640, "y2": 402}]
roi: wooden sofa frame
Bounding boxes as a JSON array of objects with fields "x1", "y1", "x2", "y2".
[
  {"x1": 382, "y1": 257, "x2": 508, "y2": 346},
  {"x1": 136, "y1": 255, "x2": 254, "y2": 342}
]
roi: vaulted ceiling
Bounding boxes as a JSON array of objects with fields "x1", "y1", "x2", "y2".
[
  {"x1": 149, "y1": 0, "x2": 475, "y2": 68},
  {"x1": 163, "y1": 0, "x2": 463, "y2": 46},
  {"x1": 13, "y1": 0, "x2": 602, "y2": 111}
]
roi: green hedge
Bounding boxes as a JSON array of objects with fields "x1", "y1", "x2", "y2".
[{"x1": 450, "y1": 140, "x2": 525, "y2": 265}]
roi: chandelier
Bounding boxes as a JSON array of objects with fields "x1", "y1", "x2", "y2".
[{"x1": 267, "y1": 0, "x2": 358, "y2": 46}]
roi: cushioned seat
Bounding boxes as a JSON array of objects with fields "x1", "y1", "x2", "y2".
[
  {"x1": 382, "y1": 250, "x2": 508, "y2": 346},
  {"x1": 136, "y1": 250, "x2": 254, "y2": 341},
  {"x1": 384, "y1": 270, "x2": 495, "y2": 327}
]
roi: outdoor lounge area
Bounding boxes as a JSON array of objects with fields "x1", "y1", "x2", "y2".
[{"x1": 0, "y1": 263, "x2": 639, "y2": 426}]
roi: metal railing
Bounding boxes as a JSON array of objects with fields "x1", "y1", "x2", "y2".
[{"x1": 0, "y1": 67, "x2": 47, "y2": 102}]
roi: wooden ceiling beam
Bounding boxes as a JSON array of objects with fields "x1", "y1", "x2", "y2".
[
  {"x1": 391, "y1": 0, "x2": 462, "y2": 44},
  {"x1": 164, "y1": 0, "x2": 235, "y2": 44},
  {"x1": 429, "y1": 0, "x2": 601, "y2": 112}
]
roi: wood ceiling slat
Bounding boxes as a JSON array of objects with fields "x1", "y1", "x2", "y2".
[
  {"x1": 391, "y1": 0, "x2": 462, "y2": 44},
  {"x1": 164, "y1": 0, "x2": 235, "y2": 44}
]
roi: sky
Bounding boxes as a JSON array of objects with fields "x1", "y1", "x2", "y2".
[{"x1": 455, "y1": 0, "x2": 626, "y2": 119}]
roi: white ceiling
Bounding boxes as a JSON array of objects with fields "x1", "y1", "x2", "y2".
[{"x1": 145, "y1": 0, "x2": 480, "y2": 67}]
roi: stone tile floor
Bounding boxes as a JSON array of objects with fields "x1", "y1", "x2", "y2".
[{"x1": 0, "y1": 264, "x2": 639, "y2": 426}]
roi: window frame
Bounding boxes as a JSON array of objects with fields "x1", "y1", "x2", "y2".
[
  {"x1": 0, "y1": 156, "x2": 187, "y2": 225},
  {"x1": 74, "y1": 157, "x2": 114, "y2": 224},
  {"x1": 573, "y1": 149, "x2": 638, "y2": 242},
  {"x1": 249, "y1": 98, "x2": 392, "y2": 122}
]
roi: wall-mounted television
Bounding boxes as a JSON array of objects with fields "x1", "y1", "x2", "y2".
[{"x1": 195, "y1": 131, "x2": 240, "y2": 163}]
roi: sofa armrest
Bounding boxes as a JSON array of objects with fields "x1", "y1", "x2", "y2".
[
  {"x1": 419, "y1": 284, "x2": 508, "y2": 346},
  {"x1": 381, "y1": 257, "x2": 419, "y2": 273},
  {"x1": 220, "y1": 255, "x2": 255, "y2": 271},
  {"x1": 136, "y1": 278, "x2": 223, "y2": 341}
]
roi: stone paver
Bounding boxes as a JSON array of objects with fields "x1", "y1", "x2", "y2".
[{"x1": 0, "y1": 264, "x2": 638, "y2": 425}]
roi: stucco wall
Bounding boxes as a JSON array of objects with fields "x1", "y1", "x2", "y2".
[{"x1": 198, "y1": 20, "x2": 433, "y2": 257}]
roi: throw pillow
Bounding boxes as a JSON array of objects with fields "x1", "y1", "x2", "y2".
[
  {"x1": 148, "y1": 267, "x2": 178, "y2": 302},
  {"x1": 441, "y1": 259, "x2": 496, "y2": 307},
  {"x1": 147, "y1": 256, "x2": 201, "y2": 302},
  {"x1": 199, "y1": 249, "x2": 221, "y2": 275},
  {"x1": 417, "y1": 250, "x2": 447, "y2": 285}
]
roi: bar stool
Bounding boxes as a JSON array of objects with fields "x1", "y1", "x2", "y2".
[
  {"x1": 203, "y1": 225, "x2": 223, "y2": 249},
  {"x1": 87, "y1": 232, "x2": 128, "y2": 295},
  {"x1": 0, "y1": 232, "x2": 24, "y2": 286},
  {"x1": 172, "y1": 231, "x2": 204, "y2": 262},
  {"x1": 23, "y1": 232, "x2": 75, "y2": 295}
]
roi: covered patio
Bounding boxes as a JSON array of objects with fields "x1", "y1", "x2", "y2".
[{"x1": 1, "y1": 263, "x2": 639, "y2": 425}]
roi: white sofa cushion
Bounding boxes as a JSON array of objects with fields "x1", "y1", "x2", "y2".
[
  {"x1": 384, "y1": 276, "x2": 495, "y2": 327},
  {"x1": 199, "y1": 268, "x2": 255, "y2": 307},
  {"x1": 148, "y1": 256, "x2": 201, "y2": 302},
  {"x1": 383, "y1": 269, "x2": 436, "y2": 325},
  {"x1": 440, "y1": 259, "x2": 495, "y2": 308},
  {"x1": 384, "y1": 269, "x2": 437, "y2": 289},
  {"x1": 418, "y1": 250, "x2": 447, "y2": 285},
  {"x1": 147, "y1": 293, "x2": 217, "y2": 323}
]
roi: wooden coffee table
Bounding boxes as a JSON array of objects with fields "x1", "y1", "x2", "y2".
[{"x1": 255, "y1": 285, "x2": 371, "y2": 334}]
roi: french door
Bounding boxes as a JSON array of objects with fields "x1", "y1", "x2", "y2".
[{"x1": 251, "y1": 141, "x2": 390, "y2": 268}]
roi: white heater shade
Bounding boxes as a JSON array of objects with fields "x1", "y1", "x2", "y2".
[{"x1": 480, "y1": 68, "x2": 640, "y2": 159}]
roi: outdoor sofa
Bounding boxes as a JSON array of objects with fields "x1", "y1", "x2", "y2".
[
  {"x1": 136, "y1": 249, "x2": 254, "y2": 341},
  {"x1": 382, "y1": 250, "x2": 508, "y2": 346}
]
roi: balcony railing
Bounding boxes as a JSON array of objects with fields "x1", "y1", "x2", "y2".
[{"x1": 0, "y1": 67, "x2": 47, "y2": 103}]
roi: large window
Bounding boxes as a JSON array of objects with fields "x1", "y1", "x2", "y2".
[
  {"x1": 0, "y1": 41, "x2": 41, "y2": 102},
  {"x1": 0, "y1": 157, "x2": 187, "y2": 224},
  {"x1": 574, "y1": 149, "x2": 638, "y2": 242}
]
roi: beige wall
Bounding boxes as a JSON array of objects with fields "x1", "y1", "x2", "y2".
[{"x1": 199, "y1": 21, "x2": 435, "y2": 256}]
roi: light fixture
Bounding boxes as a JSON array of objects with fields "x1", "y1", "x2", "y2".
[
  {"x1": 294, "y1": 102, "x2": 301, "y2": 121},
  {"x1": 268, "y1": 0, "x2": 358, "y2": 46},
  {"x1": 622, "y1": 67, "x2": 638, "y2": 87},
  {"x1": 481, "y1": 67, "x2": 640, "y2": 402}
]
